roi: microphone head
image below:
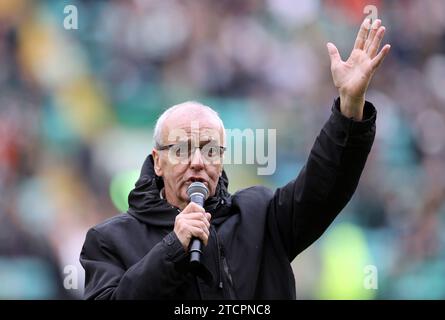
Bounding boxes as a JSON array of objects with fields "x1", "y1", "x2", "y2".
[{"x1": 187, "y1": 182, "x2": 209, "y2": 200}]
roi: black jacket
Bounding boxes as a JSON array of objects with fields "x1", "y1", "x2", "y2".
[{"x1": 80, "y1": 99, "x2": 377, "y2": 299}]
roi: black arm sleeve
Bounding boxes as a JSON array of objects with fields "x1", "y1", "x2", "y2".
[
  {"x1": 267, "y1": 98, "x2": 377, "y2": 261},
  {"x1": 80, "y1": 229, "x2": 189, "y2": 299}
]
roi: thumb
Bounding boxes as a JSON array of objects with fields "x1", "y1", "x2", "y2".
[
  {"x1": 182, "y1": 201, "x2": 205, "y2": 214},
  {"x1": 327, "y1": 42, "x2": 341, "y2": 66}
]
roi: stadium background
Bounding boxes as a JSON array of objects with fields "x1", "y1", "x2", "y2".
[{"x1": 1, "y1": 0, "x2": 445, "y2": 299}]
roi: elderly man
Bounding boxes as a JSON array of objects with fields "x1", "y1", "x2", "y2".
[{"x1": 80, "y1": 19, "x2": 390, "y2": 299}]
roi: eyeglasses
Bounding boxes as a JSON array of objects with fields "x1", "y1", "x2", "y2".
[{"x1": 156, "y1": 141, "x2": 226, "y2": 162}]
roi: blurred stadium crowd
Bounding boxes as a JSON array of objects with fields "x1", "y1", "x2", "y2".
[{"x1": 1, "y1": 0, "x2": 444, "y2": 299}]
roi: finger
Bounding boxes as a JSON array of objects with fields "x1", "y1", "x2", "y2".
[
  {"x1": 198, "y1": 214, "x2": 210, "y2": 229},
  {"x1": 368, "y1": 26, "x2": 386, "y2": 58},
  {"x1": 181, "y1": 212, "x2": 209, "y2": 223},
  {"x1": 182, "y1": 215, "x2": 209, "y2": 230},
  {"x1": 203, "y1": 215, "x2": 210, "y2": 229},
  {"x1": 371, "y1": 44, "x2": 391, "y2": 70},
  {"x1": 327, "y1": 42, "x2": 342, "y2": 66},
  {"x1": 353, "y1": 18, "x2": 371, "y2": 50},
  {"x1": 185, "y1": 216, "x2": 210, "y2": 230},
  {"x1": 186, "y1": 211, "x2": 210, "y2": 228},
  {"x1": 182, "y1": 202, "x2": 205, "y2": 214},
  {"x1": 188, "y1": 220, "x2": 210, "y2": 235},
  {"x1": 364, "y1": 19, "x2": 381, "y2": 52},
  {"x1": 189, "y1": 226, "x2": 209, "y2": 245}
]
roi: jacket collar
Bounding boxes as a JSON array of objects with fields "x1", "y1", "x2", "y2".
[{"x1": 127, "y1": 154, "x2": 232, "y2": 227}]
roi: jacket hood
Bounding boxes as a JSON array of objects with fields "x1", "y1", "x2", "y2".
[{"x1": 127, "y1": 154, "x2": 233, "y2": 227}]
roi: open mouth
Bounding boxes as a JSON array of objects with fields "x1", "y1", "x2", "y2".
[{"x1": 185, "y1": 177, "x2": 208, "y2": 186}]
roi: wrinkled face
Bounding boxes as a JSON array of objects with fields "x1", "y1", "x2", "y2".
[{"x1": 152, "y1": 107, "x2": 225, "y2": 210}]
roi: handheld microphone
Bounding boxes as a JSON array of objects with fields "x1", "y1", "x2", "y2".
[{"x1": 186, "y1": 182, "x2": 209, "y2": 267}]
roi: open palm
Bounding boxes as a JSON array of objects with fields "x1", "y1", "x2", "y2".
[{"x1": 327, "y1": 19, "x2": 391, "y2": 106}]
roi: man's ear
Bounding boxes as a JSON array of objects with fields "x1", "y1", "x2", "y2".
[{"x1": 152, "y1": 148, "x2": 163, "y2": 176}]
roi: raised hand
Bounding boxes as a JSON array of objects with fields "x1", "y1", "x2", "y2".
[{"x1": 327, "y1": 18, "x2": 391, "y2": 120}]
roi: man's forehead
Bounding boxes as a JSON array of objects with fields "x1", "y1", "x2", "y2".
[
  {"x1": 163, "y1": 125, "x2": 223, "y2": 144},
  {"x1": 166, "y1": 119, "x2": 221, "y2": 131},
  {"x1": 162, "y1": 110, "x2": 223, "y2": 141}
]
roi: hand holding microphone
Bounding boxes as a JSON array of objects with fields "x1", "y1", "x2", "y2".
[{"x1": 173, "y1": 182, "x2": 210, "y2": 266}]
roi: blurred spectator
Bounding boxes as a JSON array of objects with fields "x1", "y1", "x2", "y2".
[{"x1": 1, "y1": 0, "x2": 444, "y2": 299}]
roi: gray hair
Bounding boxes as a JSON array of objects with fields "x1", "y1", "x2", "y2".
[{"x1": 153, "y1": 101, "x2": 225, "y2": 147}]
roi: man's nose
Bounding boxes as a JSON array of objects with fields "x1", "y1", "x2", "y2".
[{"x1": 190, "y1": 148, "x2": 204, "y2": 169}]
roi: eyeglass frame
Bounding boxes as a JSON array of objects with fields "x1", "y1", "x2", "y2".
[{"x1": 155, "y1": 141, "x2": 226, "y2": 163}]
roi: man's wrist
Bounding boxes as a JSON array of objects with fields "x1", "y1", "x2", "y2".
[
  {"x1": 339, "y1": 94, "x2": 365, "y2": 121},
  {"x1": 163, "y1": 231, "x2": 189, "y2": 262}
]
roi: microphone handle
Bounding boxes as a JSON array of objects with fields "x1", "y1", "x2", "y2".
[
  {"x1": 189, "y1": 238, "x2": 202, "y2": 265},
  {"x1": 189, "y1": 194, "x2": 205, "y2": 266}
]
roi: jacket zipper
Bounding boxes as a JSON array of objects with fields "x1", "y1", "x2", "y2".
[
  {"x1": 211, "y1": 226, "x2": 224, "y2": 290},
  {"x1": 220, "y1": 246, "x2": 234, "y2": 288},
  {"x1": 212, "y1": 227, "x2": 238, "y2": 299}
]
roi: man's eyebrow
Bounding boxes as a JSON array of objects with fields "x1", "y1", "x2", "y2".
[
  {"x1": 168, "y1": 137, "x2": 220, "y2": 145},
  {"x1": 199, "y1": 138, "x2": 220, "y2": 144}
]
